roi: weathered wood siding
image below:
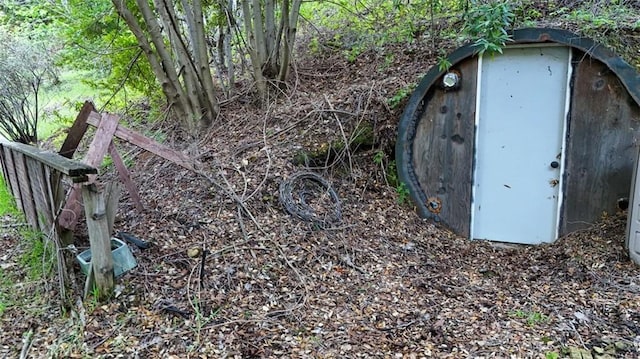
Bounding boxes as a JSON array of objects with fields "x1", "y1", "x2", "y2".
[
  {"x1": 1, "y1": 128, "x2": 116, "y2": 296},
  {"x1": 411, "y1": 58, "x2": 477, "y2": 236},
  {"x1": 0, "y1": 140, "x2": 97, "y2": 235},
  {"x1": 561, "y1": 50, "x2": 640, "y2": 234},
  {"x1": 14, "y1": 152, "x2": 38, "y2": 229}
]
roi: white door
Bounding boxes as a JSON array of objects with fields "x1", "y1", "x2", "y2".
[
  {"x1": 627, "y1": 146, "x2": 640, "y2": 265},
  {"x1": 471, "y1": 46, "x2": 571, "y2": 244}
]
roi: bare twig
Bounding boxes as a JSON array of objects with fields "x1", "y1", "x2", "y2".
[
  {"x1": 0, "y1": 222, "x2": 28, "y2": 228},
  {"x1": 19, "y1": 329, "x2": 33, "y2": 359},
  {"x1": 323, "y1": 94, "x2": 354, "y2": 173}
]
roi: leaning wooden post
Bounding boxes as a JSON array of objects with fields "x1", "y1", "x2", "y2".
[{"x1": 82, "y1": 183, "x2": 114, "y2": 298}]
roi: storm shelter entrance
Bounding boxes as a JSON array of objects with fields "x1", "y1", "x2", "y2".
[{"x1": 471, "y1": 45, "x2": 571, "y2": 244}]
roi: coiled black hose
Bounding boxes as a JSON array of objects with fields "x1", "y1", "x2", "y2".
[{"x1": 279, "y1": 172, "x2": 342, "y2": 228}]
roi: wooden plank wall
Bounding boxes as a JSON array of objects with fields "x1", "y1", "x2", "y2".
[
  {"x1": 1, "y1": 131, "x2": 115, "y2": 296},
  {"x1": 411, "y1": 58, "x2": 478, "y2": 237},
  {"x1": 0, "y1": 146, "x2": 57, "y2": 234},
  {"x1": 561, "y1": 50, "x2": 640, "y2": 234},
  {"x1": 13, "y1": 152, "x2": 38, "y2": 229},
  {"x1": 0, "y1": 140, "x2": 96, "y2": 236}
]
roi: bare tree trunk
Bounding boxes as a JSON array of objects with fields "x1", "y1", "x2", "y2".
[
  {"x1": 264, "y1": 0, "x2": 277, "y2": 77},
  {"x1": 112, "y1": 0, "x2": 220, "y2": 131},
  {"x1": 111, "y1": 0, "x2": 188, "y2": 122},
  {"x1": 250, "y1": 0, "x2": 269, "y2": 69},
  {"x1": 225, "y1": 1, "x2": 235, "y2": 94},
  {"x1": 135, "y1": 0, "x2": 192, "y2": 110},
  {"x1": 214, "y1": 30, "x2": 229, "y2": 98},
  {"x1": 212, "y1": 1, "x2": 235, "y2": 97},
  {"x1": 241, "y1": 0, "x2": 267, "y2": 99},
  {"x1": 278, "y1": 0, "x2": 301, "y2": 83},
  {"x1": 188, "y1": 0, "x2": 221, "y2": 126},
  {"x1": 155, "y1": 0, "x2": 202, "y2": 130}
]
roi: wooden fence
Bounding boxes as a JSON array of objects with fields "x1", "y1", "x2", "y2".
[
  {"x1": 0, "y1": 101, "x2": 201, "y2": 299},
  {"x1": 0, "y1": 138, "x2": 115, "y2": 297},
  {"x1": 0, "y1": 139, "x2": 96, "y2": 234}
]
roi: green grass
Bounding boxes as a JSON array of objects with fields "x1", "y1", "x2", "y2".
[
  {"x1": 1, "y1": 175, "x2": 53, "y2": 280},
  {"x1": 0, "y1": 175, "x2": 20, "y2": 216},
  {"x1": 38, "y1": 69, "x2": 106, "y2": 144},
  {"x1": 0, "y1": 268, "x2": 14, "y2": 316},
  {"x1": 511, "y1": 309, "x2": 549, "y2": 326},
  {"x1": 0, "y1": 176, "x2": 18, "y2": 317},
  {"x1": 19, "y1": 229, "x2": 54, "y2": 280}
]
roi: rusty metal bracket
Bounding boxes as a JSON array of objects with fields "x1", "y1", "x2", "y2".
[{"x1": 426, "y1": 197, "x2": 442, "y2": 214}]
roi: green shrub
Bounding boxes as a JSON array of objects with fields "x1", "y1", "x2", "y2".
[
  {"x1": 463, "y1": 0, "x2": 515, "y2": 55},
  {"x1": 388, "y1": 85, "x2": 416, "y2": 109}
]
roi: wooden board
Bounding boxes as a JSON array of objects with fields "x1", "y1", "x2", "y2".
[
  {"x1": 45, "y1": 166, "x2": 65, "y2": 224},
  {"x1": 104, "y1": 181, "x2": 122, "y2": 235},
  {"x1": 13, "y1": 153, "x2": 38, "y2": 229},
  {"x1": 85, "y1": 113, "x2": 120, "y2": 169},
  {"x1": 87, "y1": 112, "x2": 197, "y2": 172},
  {"x1": 82, "y1": 184, "x2": 115, "y2": 297},
  {"x1": 59, "y1": 101, "x2": 95, "y2": 159},
  {"x1": 58, "y1": 113, "x2": 120, "y2": 231},
  {"x1": 411, "y1": 58, "x2": 478, "y2": 237},
  {"x1": 109, "y1": 142, "x2": 143, "y2": 211},
  {"x1": 561, "y1": 50, "x2": 640, "y2": 234},
  {"x1": 25, "y1": 158, "x2": 53, "y2": 233},
  {"x1": 0, "y1": 138, "x2": 97, "y2": 178}
]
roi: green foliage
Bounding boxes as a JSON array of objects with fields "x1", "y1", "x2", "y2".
[
  {"x1": 463, "y1": 0, "x2": 515, "y2": 55},
  {"x1": 84, "y1": 285, "x2": 102, "y2": 313},
  {"x1": 301, "y1": 0, "x2": 446, "y2": 59},
  {"x1": 18, "y1": 230, "x2": 55, "y2": 280},
  {"x1": 561, "y1": 2, "x2": 640, "y2": 51},
  {"x1": 0, "y1": 176, "x2": 20, "y2": 217},
  {"x1": 545, "y1": 352, "x2": 560, "y2": 359},
  {"x1": 395, "y1": 182, "x2": 410, "y2": 205},
  {"x1": 567, "y1": 7, "x2": 615, "y2": 27},
  {"x1": 345, "y1": 45, "x2": 367, "y2": 63},
  {"x1": 385, "y1": 158, "x2": 399, "y2": 187},
  {"x1": 53, "y1": 1, "x2": 160, "y2": 107},
  {"x1": 378, "y1": 53, "x2": 395, "y2": 72},
  {"x1": 0, "y1": 268, "x2": 13, "y2": 316},
  {"x1": 437, "y1": 55, "x2": 453, "y2": 72},
  {"x1": 0, "y1": 29, "x2": 58, "y2": 143},
  {"x1": 388, "y1": 85, "x2": 415, "y2": 109},
  {"x1": 0, "y1": 0, "x2": 57, "y2": 40},
  {"x1": 350, "y1": 123, "x2": 375, "y2": 148},
  {"x1": 0, "y1": 177, "x2": 19, "y2": 318},
  {"x1": 373, "y1": 150, "x2": 385, "y2": 165},
  {"x1": 553, "y1": 1, "x2": 640, "y2": 68},
  {"x1": 562, "y1": 1, "x2": 640, "y2": 30},
  {"x1": 511, "y1": 309, "x2": 548, "y2": 326},
  {"x1": 39, "y1": 70, "x2": 103, "y2": 140},
  {"x1": 386, "y1": 159, "x2": 409, "y2": 204},
  {"x1": 308, "y1": 37, "x2": 321, "y2": 54},
  {"x1": 4, "y1": 0, "x2": 160, "y2": 119},
  {"x1": 373, "y1": 151, "x2": 410, "y2": 205},
  {"x1": 510, "y1": 0, "x2": 549, "y2": 25},
  {"x1": 3, "y1": 0, "x2": 165, "y2": 139}
]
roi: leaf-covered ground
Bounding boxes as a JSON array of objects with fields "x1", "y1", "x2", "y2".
[{"x1": 2, "y1": 24, "x2": 640, "y2": 359}]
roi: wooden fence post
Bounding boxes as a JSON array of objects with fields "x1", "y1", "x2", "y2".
[{"x1": 82, "y1": 183, "x2": 114, "y2": 298}]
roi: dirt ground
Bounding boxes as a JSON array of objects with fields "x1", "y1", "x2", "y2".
[{"x1": 2, "y1": 27, "x2": 640, "y2": 359}]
